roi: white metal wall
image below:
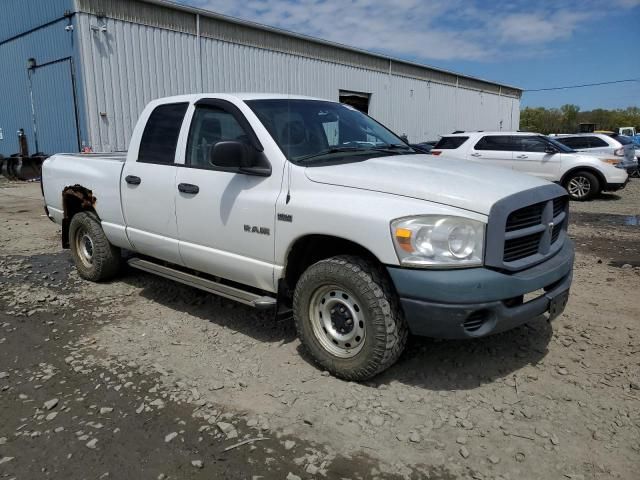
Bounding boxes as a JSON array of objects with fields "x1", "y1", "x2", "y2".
[{"x1": 76, "y1": 13, "x2": 520, "y2": 152}]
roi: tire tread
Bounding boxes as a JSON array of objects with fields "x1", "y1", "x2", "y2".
[{"x1": 293, "y1": 255, "x2": 408, "y2": 381}]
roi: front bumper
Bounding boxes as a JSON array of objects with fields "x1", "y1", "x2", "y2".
[
  {"x1": 604, "y1": 177, "x2": 629, "y2": 191},
  {"x1": 387, "y1": 240, "x2": 574, "y2": 339}
]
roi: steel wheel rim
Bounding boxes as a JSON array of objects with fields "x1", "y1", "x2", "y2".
[
  {"x1": 568, "y1": 176, "x2": 591, "y2": 198},
  {"x1": 309, "y1": 285, "x2": 366, "y2": 358},
  {"x1": 75, "y1": 228, "x2": 95, "y2": 268}
]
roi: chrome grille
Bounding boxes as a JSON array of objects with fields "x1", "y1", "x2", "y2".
[
  {"x1": 506, "y1": 202, "x2": 545, "y2": 232},
  {"x1": 485, "y1": 185, "x2": 569, "y2": 272},
  {"x1": 551, "y1": 223, "x2": 563, "y2": 244},
  {"x1": 553, "y1": 197, "x2": 567, "y2": 218},
  {"x1": 504, "y1": 232, "x2": 543, "y2": 262}
]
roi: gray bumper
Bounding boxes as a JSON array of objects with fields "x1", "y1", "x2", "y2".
[{"x1": 387, "y1": 240, "x2": 574, "y2": 339}]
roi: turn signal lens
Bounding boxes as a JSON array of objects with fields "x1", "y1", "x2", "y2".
[{"x1": 395, "y1": 228, "x2": 413, "y2": 252}]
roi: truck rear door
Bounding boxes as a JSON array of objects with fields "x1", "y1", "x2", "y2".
[
  {"x1": 121, "y1": 102, "x2": 189, "y2": 265},
  {"x1": 174, "y1": 100, "x2": 280, "y2": 292}
]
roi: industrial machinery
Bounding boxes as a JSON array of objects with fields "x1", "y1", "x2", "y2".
[{"x1": 0, "y1": 129, "x2": 47, "y2": 181}]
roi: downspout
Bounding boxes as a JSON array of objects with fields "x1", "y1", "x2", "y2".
[
  {"x1": 196, "y1": 13, "x2": 203, "y2": 92},
  {"x1": 498, "y1": 85, "x2": 503, "y2": 131},
  {"x1": 388, "y1": 58, "x2": 392, "y2": 128},
  {"x1": 27, "y1": 67, "x2": 40, "y2": 154},
  {"x1": 455, "y1": 76, "x2": 459, "y2": 132}
]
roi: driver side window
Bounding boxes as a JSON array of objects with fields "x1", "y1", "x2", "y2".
[{"x1": 186, "y1": 106, "x2": 249, "y2": 169}]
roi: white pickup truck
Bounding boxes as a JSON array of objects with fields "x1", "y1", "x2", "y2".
[{"x1": 42, "y1": 94, "x2": 574, "y2": 380}]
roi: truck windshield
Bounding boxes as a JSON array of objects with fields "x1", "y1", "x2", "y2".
[{"x1": 246, "y1": 99, "x2": 413, "y2": 164}]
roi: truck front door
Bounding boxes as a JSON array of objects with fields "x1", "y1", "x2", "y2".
[
  {"x1": 121, "y1": 102, "x2": 189, "y2": 265},
  {"x1": 174, "y1": 101, "x2": 280, "y2": 292}
]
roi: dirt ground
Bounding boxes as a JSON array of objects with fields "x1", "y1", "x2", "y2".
[{"x1": 1, "y1": 178, "x2": 639, "y2": 479}]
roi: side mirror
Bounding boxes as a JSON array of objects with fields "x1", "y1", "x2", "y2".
[
  {"x1": 544, "y1": 146, "x2": 557, "y2": 154},
  {"x1": 209, "y1": 141, "x2": 271, "y2": 177},
  {"x1": 209, "y1": 141, "x2": 251, "y2": 169}
]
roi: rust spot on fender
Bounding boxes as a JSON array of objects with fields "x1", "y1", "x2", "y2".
[
  {"x1": 61, "y1": 185, "x2": 97, "y2": 248},
  {"x1": 62, "y1": 185, "x2": 97, "y2": 212}
]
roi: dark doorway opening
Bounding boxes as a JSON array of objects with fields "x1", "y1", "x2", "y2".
[{"x1": 339, "y1": 90, "x2": 370, "y2": 114}]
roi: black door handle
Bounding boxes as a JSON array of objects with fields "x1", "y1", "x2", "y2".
[
  {"x1": 125, "y1": 175, "x2": 141, "y2": 185},
  {"x1": 178, "y1": 183, "x2": 199, "y2": 194}
]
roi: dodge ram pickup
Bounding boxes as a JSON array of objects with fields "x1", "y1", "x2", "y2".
[{"x1": 42, "y1": 94, "x2": 574, "y2": 380}]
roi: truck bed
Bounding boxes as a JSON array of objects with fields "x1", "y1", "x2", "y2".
[{"x1": 42, "y1": 153, "x2": 127, "y2": 229}]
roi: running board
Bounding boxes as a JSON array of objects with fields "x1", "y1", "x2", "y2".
[{"x1": 127, "y1": 258, "x2": 277, "y2": 310}]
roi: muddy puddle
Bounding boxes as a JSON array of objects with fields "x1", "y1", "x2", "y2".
[{"x1": 570, "y1": 212, "x2": 640, "y2": 227}]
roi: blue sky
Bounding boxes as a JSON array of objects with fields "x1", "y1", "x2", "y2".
[{"x1": 180, "y1": 0, "x2": 640, "y2": 110}]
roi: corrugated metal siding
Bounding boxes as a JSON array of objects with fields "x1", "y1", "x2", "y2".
[
  {"x1": 382, "y1": 76, "x2": 520, "y2": 141},
  {"x1": 74, "y1": 0, "x2": 520, "y2": 97},
  {"x1": 75, "y1": 0, "x2": 196, "y2": 34},
  {"x1": 76, "y1": 14, "x2": 521, "y2": 150},
  {"x1": 76, "y1": 13, "x2": 199, "y2": 151},
  {"x1": 0, "y1": 0, "x2": 74, "y2": 44},
  {"x1": 199, "y1": 16, "x2": 391, "y2": 73},
  {"x1": 0, "y1": 18, "x2": 86, "y2": 156},
  {"x1": 201, "y1": 39, "x2": 392, "y2": 118}
]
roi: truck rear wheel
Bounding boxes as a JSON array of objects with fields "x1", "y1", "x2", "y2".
[
  {"x1": 69, "y1": 211, "x2": 121, "y2": 282},
  {"x1": 293, "y1": 255, "x2": 408, "y2": 381}
]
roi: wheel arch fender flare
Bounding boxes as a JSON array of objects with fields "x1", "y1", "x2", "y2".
[{"x1": 560, "y1": 166, "x2": 605, "y2": 189}]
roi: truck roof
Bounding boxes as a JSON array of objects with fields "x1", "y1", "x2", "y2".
[
  {"x1": 444, "y1": 131, "x2": 543, "y2": 137},
  {"x1": 151, "y1": 93, "x2": 329, "y2": 104}
]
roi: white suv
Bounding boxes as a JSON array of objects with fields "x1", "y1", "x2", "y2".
[
  {"x1": 552, "y1": 133, "x2": 638, "y2": 171},
  {"x1": 431, "y1": 132, "x2": 629, "y2": 201}
]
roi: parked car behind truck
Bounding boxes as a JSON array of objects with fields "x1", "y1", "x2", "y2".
[
  {"x1": 431, "y1": 132, "x2": 629, "y2": 201},
  {"x1": 42, "y1": 94, "x2": 574, "y2": 380},
  {"x1": 552, "y1": 133, "x2": 638, "y2": 173}
]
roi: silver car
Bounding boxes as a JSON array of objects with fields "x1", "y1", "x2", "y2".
[{"x1": 554, "y1": 133, "x2": 637, "y2": 171}]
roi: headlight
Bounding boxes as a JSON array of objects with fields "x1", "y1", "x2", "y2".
[{"x1": 391, "y1": 216, "x2": 485, "y2": 268}]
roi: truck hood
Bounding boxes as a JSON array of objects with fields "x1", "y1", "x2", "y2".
[{"x1": 304, "y1": 155, "x2": 551, "y2": 215}]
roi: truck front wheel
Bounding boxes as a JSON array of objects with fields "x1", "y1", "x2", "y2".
[
  {"x1": 293, "y1": 255, "x2": 408, "y2": 381},
  {"x1": 69, "y1": 211, "x2": 121, "y2": 282}
]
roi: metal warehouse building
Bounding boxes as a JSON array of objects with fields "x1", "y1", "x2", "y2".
[{"x1": 0, "y1": 0, "x2": 522, "y2": 157}]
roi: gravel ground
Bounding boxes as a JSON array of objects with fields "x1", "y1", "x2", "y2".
[{"x1": 1, "y1": 178, "x2": 639, "y2": 479}]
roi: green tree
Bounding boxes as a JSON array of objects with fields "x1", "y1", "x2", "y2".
[{"x1": 520, "y1": 106, "x2": 640, "y2": 134}]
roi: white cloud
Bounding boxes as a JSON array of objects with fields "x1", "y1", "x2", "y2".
[
  {"x1": 494, "y1": 10, "x2": 593, "y2": 45},
  {"x1": 182, "y1": 0, "x2": 639, "y2": 62}
]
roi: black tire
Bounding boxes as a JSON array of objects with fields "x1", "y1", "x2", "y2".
[
  {"x1": 293, "y1": 255, "x2": 408, "y2": 381},
  {"x1": 563, "y1": 170, "x2": 600, "y2": 201},
  {"x1": 69, "y1": 211, "x2": 121, "y2": 282}
]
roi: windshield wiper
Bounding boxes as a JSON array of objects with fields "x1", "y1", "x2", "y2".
[
  {"x1": 375, "y1": 143, "x2": 412, "y2": 150},
  {"x1": 297, "y1": 147, "x2": 370, "y2": 163},
  {"x1": 370, "y1": 143, "x2": 414, "y2": 154}
]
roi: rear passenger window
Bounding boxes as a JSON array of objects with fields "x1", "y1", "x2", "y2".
[
  {"x1": 434, "y1": 136, "x2": 468, "y2": 149},
  {"x1": 556, "y1": 137, "x2": 586, "y2": 149},
  {"x1": 474, "y1": 136, "x2": 513, "y2": 151},
  {"x1": 612, "y1": 135, "x2": 632, "y2": 145},
  {"x1": 138, "y1": 103, "x2": 189, "y2": 165},
  {"x1": 585, "y1": 137, "x2": 608, "y2": 148},
  {"x1": 514, "y1": 136, "x2": 549, "y2": 152}
]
